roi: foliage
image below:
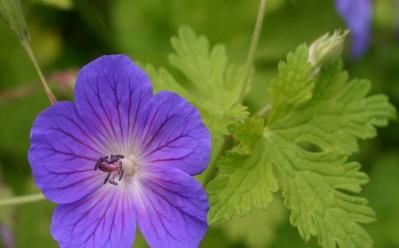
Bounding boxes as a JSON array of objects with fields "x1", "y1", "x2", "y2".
[
  {"x1": 208, "y1": 45, "x2": 396, "y2": 247},
  {"x1": 0, "y1": 0, "x2": 399, "y2": 247},
  {"x1": 145, "y1": 27, "x2": 249, "y2": 138}
]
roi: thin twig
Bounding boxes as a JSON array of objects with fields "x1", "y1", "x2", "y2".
[
  {"x1": 203, "y1": 137, "x2": 227, "y2": 187},
  {"x1": 21, "y1": 40, "x2": 57, "y2": 105},
  {"x1": 205, "y1": 1, "x2": 268, "y2": 186},
  {"x1": 0, "y1": 193, "x2": 45, "y2": 207},
  {"x1": 255, "y1": 103, "x2": 272, "y2": 117},
  {"x1": 239, "y1": 0, "x2": 267, "y2": 101}
]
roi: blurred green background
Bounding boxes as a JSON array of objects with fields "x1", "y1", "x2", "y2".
[{"x1": 0, "y1": 0, "x2": 398, "y2": 247}]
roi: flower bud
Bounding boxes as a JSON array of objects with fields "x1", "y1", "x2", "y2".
[{"x1": 308, "y1": 30, "x2": 348, "y2": 69}]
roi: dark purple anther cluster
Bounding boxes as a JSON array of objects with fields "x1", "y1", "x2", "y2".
[{"x1": 95, "y1": 155, "x2": 124, "y2": 185}]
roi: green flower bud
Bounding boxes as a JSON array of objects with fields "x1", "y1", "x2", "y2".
[{"x1": 308, "y1": 30, "x2": 348, "y2": 70}]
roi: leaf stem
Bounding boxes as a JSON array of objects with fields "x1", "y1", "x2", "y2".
[
  {"x1": 21, "y1": 40, "x2": 57, "y2": 105},
  {"x1": 256, "y1": 103, "x2": 272, "y2": 117},
  {"x1": 240, "y1": 0, "x2": 267, "y2": 101},
  {"x1": 203, "y1": 142, "x2": 224, "y2": 187},
  {"x1": 203, "y1": 136, "x2": 231, "y2": 187},
  {"x1": 0, "y1": 193, "x2": 45, "y2": 207}
]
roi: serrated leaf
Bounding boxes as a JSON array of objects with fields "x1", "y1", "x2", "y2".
[
  {"x1": 143, "y1": 64, "x2": 189, "y2": 99},
  {"x1": 144, "y1": 26, "x2": 249, "y2": 137},
  {"x1": 268, "y1": 45, "x2": 315, "y2": 123},
  {"x1": 229, "y1": 117, "x2": 264, "y2": 154},
  {"x1": 208, "y1": 43, "x2": 396, "y2": 248},
  {"x1": 208, "y1": 118, "x2": 278, "y2": 223},
  {"x1": 270, "y1": 62, "x2": 396, "y2": 154},
  {"x1": 267, "y1": 134, "x2": 374, "y2": 248},
  {"x1": 272, "y1": 58, "x2": 396, "y2": 246}
]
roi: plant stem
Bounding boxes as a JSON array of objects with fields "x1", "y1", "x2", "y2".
[
  {"x1": 202, "y1": 137, "x2": 224, "y2": 186},
  {"x1": 256, "y1": 103, "x2": 272, "y2": 117},
  {"x1": 240, "y1": 0, "x2": 267, "y2": 101},
  {"x1": 203, "y1": 136, "x2": 232, "y2": 187},
  {"x1": 21, "y1": 40, "x2": 57, "y2": 105},
  {"x1": 0, "y1": 193, "x2": 45, "y2": 207}
]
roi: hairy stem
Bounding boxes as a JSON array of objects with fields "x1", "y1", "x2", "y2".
[
  {"x1": 0, "y1": 193, "x2": 45, "y2": 207},
  {"x1": 240, "y1": 0, "x2": 267, "y2": 101},
  {"x1": 21, "y1": 40, "x2": 57, "y2": 105}
]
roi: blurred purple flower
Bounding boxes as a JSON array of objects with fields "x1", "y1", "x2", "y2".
[
  {"x1": 28, "y1": 55, "x2": 211, "y2": 248},
  {"x1": 336, "y1": 0, "x2": 372, "y2": 58},
  {"x1": 0, "y1": 224, "x2": 15, "y2": 248}
]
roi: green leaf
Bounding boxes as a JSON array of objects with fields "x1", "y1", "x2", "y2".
[
  {"x1": 208, "y1": 118, "x2": 278, "y2": 223},
  {"x1": 144, "y1": 26, "x2": 249, "y2": 137},
  {"x1": 269, "y1": 61, "x2": 396, "y2": 154},
  {"x1": 267, "y1": 45, "x2": 315, "y2": 123},
  {"x1": 208, "y1": 43, "x2": 396, "y2": 248},
  {"x1": 143, "y1": 64, "x2": 189, "y2": 100}
]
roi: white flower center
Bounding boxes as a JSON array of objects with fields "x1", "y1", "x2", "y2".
[{"x1": 121, "y1": 155, "x2": 139, "y2": 177}]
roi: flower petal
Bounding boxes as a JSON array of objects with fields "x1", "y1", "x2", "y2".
[
  {"x1": 51, "y1": 185, "x2": 136, "y2": 248},
  {"x1": 135, "y1": 166, "x2": 208, "y2": 248},
  {"x1": 29, "y1": 102, "x2": 106, "y2": 204},
  {"x1": 137, "y1": 92, "x2": 211, "y2": 175},
  {"x1": 336, "y1": 0, "x2": 372, "y2": 58},
  {"x1": 74, "y1": 55, "x2": 153, "y2": 150}
]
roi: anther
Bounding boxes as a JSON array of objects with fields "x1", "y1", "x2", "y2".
[{"x1": 95, "y1": 154, "x2": 125, "y2": 186}]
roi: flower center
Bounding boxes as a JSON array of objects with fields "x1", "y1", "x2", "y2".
[
  {"x1": 95, "y1": 154, "x2": 139, "y2": 186},
  {"x1": 121, "y1": 155, "x2": 139, "y2": 177}
]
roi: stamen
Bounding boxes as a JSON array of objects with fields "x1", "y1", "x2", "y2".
[{"x1": 95, "y1": 154, "x2": 125, "y2": 186}]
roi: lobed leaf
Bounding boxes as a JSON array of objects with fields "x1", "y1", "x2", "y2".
[
  {"x1": 208, "y1": 118, "x2": 278, "y2": 223},
  {"x1": 208, "y1": 43, "x2": 396, "y2": 248},
  {"x1": 145, "y1": 26, "x2": 249, "y2": 137},
  {"x1": 267, "y1": 45, "x2": 315, "y2": 123}
]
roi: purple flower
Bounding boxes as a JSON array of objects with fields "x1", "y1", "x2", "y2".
[
  {"x1": 336, "y1": 0, "x2": 372, "y2": 58},
  {"x1": 0, "y1": 224, "x2": 15, "y2": 248},
  {"x1": 28, "y1": 55, "x2": 211, "y2": 248}
]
